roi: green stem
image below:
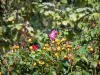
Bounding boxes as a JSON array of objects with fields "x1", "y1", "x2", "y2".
[
  {"x1": 94, "y1": 67, "x2": 96, "y2": 75},
  {"x1": 71, "y1": 66, "x2": 73, "y2": 72},
  {"x1": 7, "y1": 65, "x2": 10, "y2": 75}
]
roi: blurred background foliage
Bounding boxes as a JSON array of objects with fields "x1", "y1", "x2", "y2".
[{"x1": 0, "y1": 0, "x2": 100, "y2": 47}]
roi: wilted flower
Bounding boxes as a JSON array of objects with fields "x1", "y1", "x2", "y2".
[
  {"x1": 39, "y1": 61, "x2": 45, "y2": 66},
  {"x1": 51, "y1": 47, "x2": 57, "y2": 51},
  {"x1": 28, "y1": 38, "x2": 32, "y2": 42},
  {"x1": 0, "y1": 72, "x2": 2, "y2": 75},
  {"x1": 88, "y1": 46, "x2": 94, "y2": 53},
  {"x1": 98, "y1": 61, "x2": 100, "y2": 67},
  {"x1": 49, "y1": 30, "x2": 57, "y2": 41},
  {"x1": 3, "y1": 59, "x2": 8, "y2": 65},
  {"x1": 8, "y1": 67, "x2": 13, "y2": 72},
  {"x1": 33, "y1": 62, "x2": 37, "y2": 66},
  {"x1": 51, "y1": 41, "x2": 55, "y2": 44},
  {"x1": 75, "y1": 45, "x2": 80, "y2": 50},
  {"x1": 54, "y1": 52, "x2": 59, "y2": 57}
]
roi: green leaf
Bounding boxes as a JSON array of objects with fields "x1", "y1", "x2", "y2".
[
  {"x1": 91, "y1": 30, "x2": 95, "y2": 37},
  {"x1": 82, "y1": 70, "x2": 90, "y2": 75},
  {"x1": 63, "y1": 61, "x2": 70, "y2": 67},
  {"x1": 73, "y1": 57, "x2": 80, "y2": 65},
  {"x1": 61, "y1": 0, "x2": 67, "y2": 3},
  {"x1": 44, "y1": 52, "x2": 53, "y2": 60},
  {"x1": 0, "y1": 27, "x2": 3, "y2": 35},
  {"x1": 20, "y1": 61, "x2": 25, "y2": 65},
  {"x1": 81, "y1": 55, "x2": 88, "y2": 64},
  {"x1": 64, "y1": 31, "x2": 68, "y2": 35},
  {"x1": 44, "y1": 11, "x2": 55, "y2": 16},
  {"x1": 27, "y1": 26, "x2": 34, "y2": 36},
  {"x1": 69, "y1": 71, "x2": 83, "y2": 75},
  {"x1": 75, "y1": 72, "x2": 82, "y2": 75},
  {"x1": 78, "y1": 14, "x2": 85, "y2": 19},
  {"x1": 13, "y1": 32, "x2": 18, "y2": 41},
  {"x1": 78, "y1": 22, "x2": 83, "y2": 29},
  {"x1": 69, "y1": 13, "x2": 78, "y2": 21},
  {"x1": 1, "y1": 66, "x2": 7, "y2": 74},
  {"x1": 8, "y1": 56, "x2": 14, "y2": 65},
  {"x1": 15, "y1": 24, "x2": 23, "y2": 30},
  {"x1": 76, "y1": 46, "x2": 88, "y2": 55},
  {"x1": 62, "y1": 20, "x2": 68, "y2": 26},
  {"x1": 94, "y1": 54, "x2": 99, "y2": 60},
  {"x1": 91, "y1": 61, "x2": 97, "y2": 68},
  {"x1": 27, "y1": 27, "x2": 34, "y2": 32},
  {"x1": 68, "y1": 71, "x2": 76, "y2": 75},
  {"x1": 33, "y1": 72, "x2": 39, "y2": 75},
  {"x1": 7, "y1": 16, "x2": 15, "y2": 21},
  {"x1": 12, "y1": 72, "x2": 18, "y2": 75},
  {"x1": 52, "y1": 71, "x2": 57, "y2": 75}
]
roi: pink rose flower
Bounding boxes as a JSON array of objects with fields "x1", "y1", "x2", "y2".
[{"x1": 49, "y1": 30, "x2": 57, "y2": 41}]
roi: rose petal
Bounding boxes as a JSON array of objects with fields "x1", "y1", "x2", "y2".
[
  {"x1": 49, "y1": 30, "x2": 57, "y2": 41},
  {"x1": 32, "y1": 45, "x2": 38, "y2": 50}
]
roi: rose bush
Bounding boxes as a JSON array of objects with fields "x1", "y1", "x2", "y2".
[{"x1": 0, "y1": 0, "x2": 100, "y2": 75}]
